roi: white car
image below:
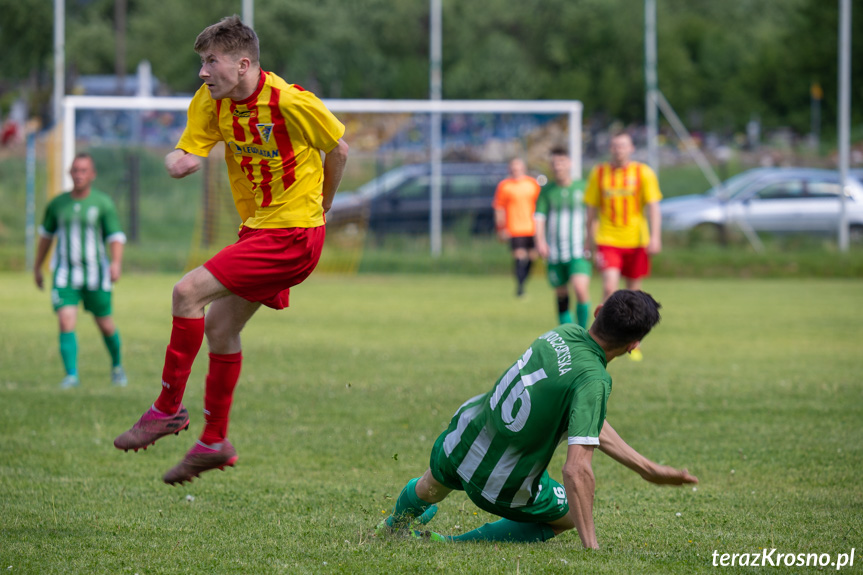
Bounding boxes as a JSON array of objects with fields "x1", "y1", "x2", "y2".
[{"x1": 661, "y1": 168, "x2": 863, "y2": 242}]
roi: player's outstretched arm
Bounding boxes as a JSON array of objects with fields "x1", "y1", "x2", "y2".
[
  {"x1": 562, "y1": 444, "x2": 599, "y2": 549},
  {"x1": 165, "y1": 149, "x2": 202, "y2": 179},
  {"x1": 598, "y1": 421, "x2": 698, "y2": 486}
]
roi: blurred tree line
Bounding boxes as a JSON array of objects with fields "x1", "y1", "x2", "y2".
[{"x1": 1, "y1": 0, "x2": 860, "y2": 136}]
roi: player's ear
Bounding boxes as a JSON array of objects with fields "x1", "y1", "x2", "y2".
[
  {"x1": 626, "y1": 341, "x2": 640, "y2": 354},
  {"x1": 593, "y1": 304, "x2": 603, "y2": 319},
  {"x1": 237, "y1": 56, "x2": 251, "y2": 75}
]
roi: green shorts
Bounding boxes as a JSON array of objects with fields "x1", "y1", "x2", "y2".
[
  {"x1": 547, "y1": 258, "x2": 592, "y2": 288},
  {"x1": 51, "y1": 286, "x2": 113, "y2": 317},
  {"x1": 429, "y1": 432, "x2": 569, "y2": 524}
]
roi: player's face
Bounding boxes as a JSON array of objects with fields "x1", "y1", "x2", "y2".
[
  {"x1": 69, "y1": 158, "x2": 96, "y2": 192},
  {"x1": 610, "y1": 135, "x2": 634, "y2": 166},
  {"x1": 509, "y1": 159, "x2": 526, "y2": 178},
  {"x1": 551, "y1": 154, "x2": 570, "y2": 182},
  {"x1": 199, "y1": 49, "x2": 244, "y2": 100}
]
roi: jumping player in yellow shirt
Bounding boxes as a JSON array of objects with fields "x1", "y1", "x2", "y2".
[{"x1": 114, "y1": 15, "x2": 349, "y2": 485}]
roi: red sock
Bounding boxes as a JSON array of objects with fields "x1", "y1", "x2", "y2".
[
  {"x1": 199, "y1": 352, "x2": 243, "y2": 445},
  {"x1": 153, "y1": 316, "x2": 206, "y2": 414}
]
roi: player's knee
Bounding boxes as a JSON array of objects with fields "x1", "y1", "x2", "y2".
[{"x1": 172, "y1": 278, "x2": 199, "y2": 310}]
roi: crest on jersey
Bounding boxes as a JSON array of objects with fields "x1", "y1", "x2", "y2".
[{"x1": 256, "y1": 123, "x2": 274, "y2": 143}]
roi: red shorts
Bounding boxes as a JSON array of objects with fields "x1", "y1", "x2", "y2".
[
  {"x1": 595, "y1": 245, "x2": 650, "y2": 280},
  {"x1": 204, "y1": 225, "x2": 325, "y2": 310}
]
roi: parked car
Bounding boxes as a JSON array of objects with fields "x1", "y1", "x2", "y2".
[
  {"x1": 661, "y1": 167, "x2": 863, "y2": 242},
  {"x1": 326, "y1": 162, "x2": 516, "y2": 235}
]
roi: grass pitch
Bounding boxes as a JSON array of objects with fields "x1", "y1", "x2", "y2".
[{"x1": 1, "y1": 272, "x2": 861, "y2": 574}]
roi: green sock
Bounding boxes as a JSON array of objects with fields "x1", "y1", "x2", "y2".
[
  {"x1": 558, "y1": 310, "x2": 573, "y2": 324},
  {"x1": 449, "y1": 518, "x2": 556, "y2": 543},
  {"x1": 59, "y1": 332, "x2": 78, "y2": 376},
  {"x1": 386, "y1": 477, "x2": 434, "y2": 527},
  {"x1": 576, "y1": 302, "x2": 591, "y2": 328},
  {"x1": 102, "y1": 330, "x2": 122, "y2": 368}
]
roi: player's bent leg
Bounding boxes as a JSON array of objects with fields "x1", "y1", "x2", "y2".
[
  {"x1": 546, "y1": 512, "x2": 576, "y2": 535},
  {"x1": 447, "y1": 518, "x2": 556, "y2": 543},
  {"x1": 377, "y1": 472, "x2": 446, "y2": 536},
  {"x1": 172, "y1": 266, "x2": 234, "y2": 319},
  {"x1": 415, "y1": 468, "x2": 452, "y2": 503},
  {"x1": 204, "y1": 294, "x2": 261, "y2": 355}
]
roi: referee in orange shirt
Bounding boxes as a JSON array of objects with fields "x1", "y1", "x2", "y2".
[
  {"x1": 493, "y1": 158, "x2": 541, "y2": 297},
  {"x1": 114, "y1": 15, "x2": 349, "y2": 484}
]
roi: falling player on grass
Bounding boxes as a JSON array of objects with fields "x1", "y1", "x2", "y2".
[
  {"x1": 113, "y1": 15, "x2": 349, "y2": 485},
  {"x1": 377, "y1": 290, "x2": 697, "y2": 548}
]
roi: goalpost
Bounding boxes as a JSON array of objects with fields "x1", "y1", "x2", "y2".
[{"x1": 60, "y1": 95, "x2": 582, "y2": 265}]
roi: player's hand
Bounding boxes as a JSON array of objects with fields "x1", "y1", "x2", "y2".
[
  {"x1": 110, "y1": 261, "x2": 122, "y2": 283},
  {"x1": 34, "y1": 268, "x2": 43, "y2": 290},
  {"x1": 165, "y1": 149, "x2": 202, "y2": 179},
  {"x1": 536, "y1": 240, "x2": 549, "y2": 259},
  {"x1": 644, "y1": 465, "x2": 698, "y2": 486},
  {"x1": 647, "y1": 236, "x2": 662, "y2": 255},
  {"x1": 497, "y1": 229, "x2": 510, "y2": 242}
]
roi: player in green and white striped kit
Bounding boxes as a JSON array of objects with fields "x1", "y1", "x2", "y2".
[
  {"x1": 34, "y1": 153, "x2": 128, "y2": 389},
  {"x1": 377, "y1": 290, "x2": 697, "y2": 548},
  {"x1": 534, "y1": 147, "x2": 592, "y2": 327}
]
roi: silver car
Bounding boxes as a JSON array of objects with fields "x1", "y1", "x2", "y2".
[{"x1": 661, "y1": 167, "x2": 863, "y2": 242}]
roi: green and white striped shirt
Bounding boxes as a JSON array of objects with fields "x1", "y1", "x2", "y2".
[
  {"x1": 39, "y1": 190, "x2": 126, "y2": 291},
  {"x1": 440, "y1": 324, "x2": 611, "y2": 508},
  {"x1": 534, "y1": 180, "x2": 587, "y2": 264}
]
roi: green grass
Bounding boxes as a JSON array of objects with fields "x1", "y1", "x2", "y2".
[{"x1": 1, "y1": 273, "x2": 861, "y2": 574}]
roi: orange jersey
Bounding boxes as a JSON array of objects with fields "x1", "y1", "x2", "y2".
[
  {"x1": 584, "y1": 161, "x2": 661, "y2": 248},
  {"x1": 178, "y1": 70, "x2": 345, "y2": 229},
  {"x1": 492, "y1": 176, "x2": 541, "y2": 237}
]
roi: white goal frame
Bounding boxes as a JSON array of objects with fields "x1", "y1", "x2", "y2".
[{"x1": 62, "y1": 95, "x2": 583, "y2": 255}]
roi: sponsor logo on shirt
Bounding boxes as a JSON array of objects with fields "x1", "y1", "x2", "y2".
[{"x1": 228, "y1": 141, "x2": 280, "y2": 159}]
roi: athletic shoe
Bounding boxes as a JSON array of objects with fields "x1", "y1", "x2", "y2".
[
  {"x1": 111, "y1": 366, "x2": 128, "y2": 387},
  {"x1": 629, "y1": 348, "x2": 644, "y2": 362},
  {"x1": 375, "y1": 505, "x2": 439, "y2": 537},
  {"x1": 113, "y1": 405, "x2": 190, "y2": 452},
  {"x1": 410, "y1": 529, "x2": 448, "y2": 542},
  {"x1": 59, "y1": 375, "x2": 80, "y2": 389},
  {"x1": 162, "y1": 440, "x2": 238, "y2": 486}
]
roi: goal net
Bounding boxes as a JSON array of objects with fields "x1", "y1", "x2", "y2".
[{"x1": 61, "y1": 96, "x2": 582, "y2": 274}]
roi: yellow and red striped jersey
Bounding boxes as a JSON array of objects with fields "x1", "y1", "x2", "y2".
[
  {"x1": 177, "y1": 70, "x2": 345, "y2": 229},
  {"x1": 584, "y1": 161, "x2": 661, "y2": 248}
]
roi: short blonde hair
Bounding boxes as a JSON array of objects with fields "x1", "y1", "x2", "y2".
[{"x1": 194, "y1": 15, "x2": 259, "y2": 63}]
